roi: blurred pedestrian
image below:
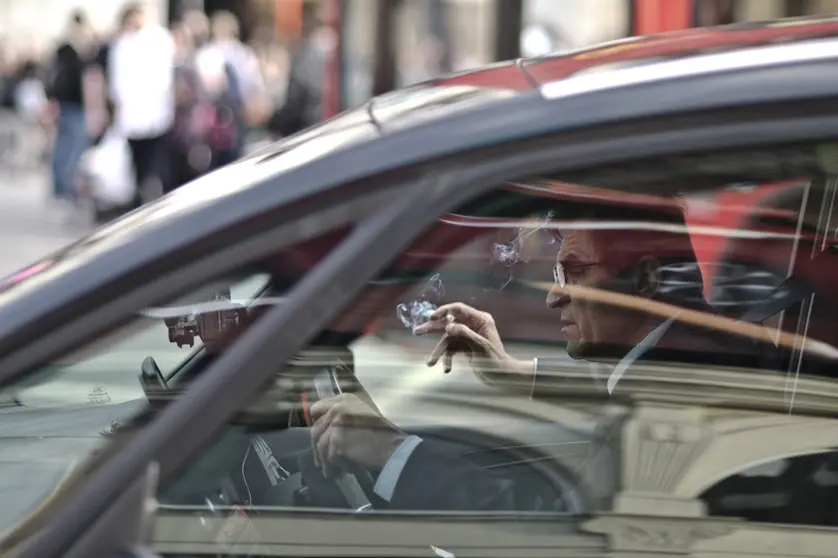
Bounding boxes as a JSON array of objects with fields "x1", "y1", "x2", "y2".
[
  {"x1": 170, "y1": 20, "x2": 211, "y2": 185},
  {"x1": 108, "y1": 3, "x2": 176, "y2": 201},
  {"x1": 183, "y1": 9, "x2": 211, "y2": 50},
  {"x1": 198, "y1": 12, "x2": 271, "y2": 141},
  {"x1": 172, "y1": 21, "x2": 195, "y2": 65},
  {"x1": 194, "y1": 48, "x2": 246, "y2": 169},
  {"x1": 268, "y1": 2, "x2": 326, "y2": 137},
  {"x1": 46, "y1": 10, "x2": 95, "y2": 210},
  {"x1": 13, "y1": 59, "x2": 47, "y2": 123},
  {"x1": 83, "y1": 32, "x2": 115, "y2": 145},
  {"x1": 0, "y1": 41, "x2": 18, "y2": 110}
]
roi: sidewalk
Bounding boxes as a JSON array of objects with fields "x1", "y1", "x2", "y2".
[{"x1": 0, "y1": 165, "x2": 91, "y2": 278}]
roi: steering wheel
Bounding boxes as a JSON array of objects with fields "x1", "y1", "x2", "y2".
[
  {"x1": 140, "y1": 344, "x2": 384, "y2": 511},
  {"x1": 292, "y1": 353, "x2": 385, "y2": 511}
]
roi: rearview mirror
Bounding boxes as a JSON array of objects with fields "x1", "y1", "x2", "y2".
[{"x1": 163, "y1": 290, "x2": 248, "y2": 348}]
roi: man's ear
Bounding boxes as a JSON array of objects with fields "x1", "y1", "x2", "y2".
[{"x1": 633, "y1": 257, "x2": 661, "y2": 298}]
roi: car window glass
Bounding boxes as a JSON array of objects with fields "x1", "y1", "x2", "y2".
[
  {"x1": 0, "y1": 228, "x2": 349, "y2": 547},
  {"x1": 149, "y1": 142, "x2": 838, "y2": 556},
  {"x1": 11, "y1": 274, "x2": 272, "y2": 410}
]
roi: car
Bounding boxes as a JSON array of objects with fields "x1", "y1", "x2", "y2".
[{"x1": 4, "y1": 14, "x2": 838, "y2": 558}]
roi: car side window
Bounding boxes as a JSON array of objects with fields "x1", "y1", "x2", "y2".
[
  {"x1": 0, "y1": 227, "x2": 351, "y2": 547},
  {"x1": 150, "y1": 142, "x2": 838, "y2": 557},
  {"x1": 0, "y1": 271, "x2": 279, "y2": 534}
]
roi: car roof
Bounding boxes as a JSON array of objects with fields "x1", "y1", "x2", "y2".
[{"x1": 3, "y1": 17, "x2": 838, "y2": 341}]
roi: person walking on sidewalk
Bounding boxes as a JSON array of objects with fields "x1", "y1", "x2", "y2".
[
  {"x1": 46, "y1": 11, "x2": 95, "y2": 210},
  {"x1": 108, "y1": 3, "x2": 176, "y2": 203}
]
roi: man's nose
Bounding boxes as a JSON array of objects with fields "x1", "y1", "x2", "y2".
[{"x1": 546, "y1": 283, "x2": 570, "y2": 309}]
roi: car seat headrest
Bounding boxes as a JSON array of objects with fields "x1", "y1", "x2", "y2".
[{"x1": 738, "y1": 274, "x2": 813, "y2": 324}]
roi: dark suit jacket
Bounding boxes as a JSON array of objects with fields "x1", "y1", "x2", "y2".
[
  {"x1": 387, "y1": 340, "x2": 785, "y2": 512},
  {"x1": 389, "y1": 441, "x2": 570, "y2": 512}
]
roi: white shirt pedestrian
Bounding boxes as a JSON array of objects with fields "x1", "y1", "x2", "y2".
[{"x1": 108, "y1": 23, "x2": 175, "y2": 139}]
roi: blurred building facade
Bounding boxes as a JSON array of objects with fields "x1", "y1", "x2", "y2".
[
  {"x1": 0, "y1": 0, "x2": 167, "y2": 53},
  {"x1": 335, "y1": 0, "x2": 838, "y2": 112},
  {"x1": 4, "y1": 0, "x2": 838, "y2": 64}
]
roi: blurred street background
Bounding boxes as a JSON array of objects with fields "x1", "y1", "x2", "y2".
[
  {"x1": 0, "y1": 165, "x2": 89, "y2": 278},
  {"x1": 0, "y1": 0, "x2": 837, "y2": 275}
]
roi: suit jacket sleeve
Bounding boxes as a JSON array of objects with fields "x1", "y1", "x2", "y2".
[{"x1": 530, "y1": 357, "x2": 607, "y2": 399}]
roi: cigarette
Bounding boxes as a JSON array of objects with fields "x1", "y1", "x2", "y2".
[{"x1": 446, "y1": 312, "x2": 456, "y2": 324}]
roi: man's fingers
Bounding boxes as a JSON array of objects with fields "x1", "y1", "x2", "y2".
[
  {"x1": 445, "y1": 323, "x2": 491, "y2": 353},
  {"x1": 442, "y1": 346, "x2": 454, "y2": 374},
  {"x1": 316, "y1": 426, "x2": 333, "y2": 477},
  {"x1": 413, "y1": 318, "x2": 448, "y2": 335},
  {"x1": 429, "y1": 302, "x2": 480, "y2": 323},
  {"x1": 326, "y1": 423, "x2": 343, "y2": 471},
  {"x1": 419, "y1": 303, "x2": 494, "y2": 336},
  {"x1": 310, "y1": 397, "x2": 338, "y2": 423},
  {"x1": 311, "y1": 400, "x2": 342, "y2": 473},
  {"x1": 427, "y1": 333, "x2": 451, "y2": 367},
  {"x1": 310, "y1": 404, "x2": 337, "y2": 445},
  {"x1": 428, "y1": 325, "x2": 489, "y2": 372}
]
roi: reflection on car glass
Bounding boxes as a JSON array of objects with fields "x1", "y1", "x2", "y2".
[
  {"x1": 555, "y1": 146, "x2": 822, "y2": 190},
  {"x1": 702, "y1": 451, "x2": 838, "y2": 527},
  {"x1": 372, "y1": 86, "x2": 516, "y2": 130},
  {"x1": 565, "y1": 35, "x2": 647, "y2": 60},
  {"x1": 140, "y1": 296, "x2": 285, "y2": 319},
  {"x1": 769, "y1": 15, "x2": 838, "y2": 27},
  {"x1": 570, "y1": 57, "x2": 669, "y2": 76},
  {"x1": 0, "y1": 260, "x2": 52, "y2": 293}
]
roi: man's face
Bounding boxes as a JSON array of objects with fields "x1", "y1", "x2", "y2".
[
  {"x1": 124, "y1": 11, "x2": 144, "y2": 32},
  {"x1": 545, "y1": 229, "x2": 636, "y2": 359}
]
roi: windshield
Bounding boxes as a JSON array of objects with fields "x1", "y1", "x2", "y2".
[{"x1": 0, "y1": 272, "x2": 271, "y2": 536}]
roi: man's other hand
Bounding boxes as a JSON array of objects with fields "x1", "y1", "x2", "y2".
[
  {"x1": 310, "y1": 394, "x2": 406, "y2": 477},
  {"x1": 414, "y1": 302, "x2": 531, "y2": 386}
]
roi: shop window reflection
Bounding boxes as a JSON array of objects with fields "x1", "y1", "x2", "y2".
[{"x1": 702, "y1": 451, "x2": 838, "y2": 527}]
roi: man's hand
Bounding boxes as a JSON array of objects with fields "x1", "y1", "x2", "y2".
[
  {"x1": 310, "y1": 394, "x2": 406, "y2": 477},
  {"x1": 414, "y1": 303, "x2": 532, "y2": 387}
]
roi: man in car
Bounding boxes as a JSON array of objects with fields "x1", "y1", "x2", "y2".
[{"x1": 309, "y1": 204, "x2": 774, "y2": 510}]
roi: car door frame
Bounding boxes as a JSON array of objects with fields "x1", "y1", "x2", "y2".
[
  {"x1": 16, "y1": 99, "x2": 838, "y2": 557},
  {"x1": 0, "y1": 185, "x2": 409, "y2": 556}
]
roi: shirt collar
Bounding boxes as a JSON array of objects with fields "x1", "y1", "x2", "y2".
[{"x1": 606, "y1": 316, "x2": 678, "y2": 394}]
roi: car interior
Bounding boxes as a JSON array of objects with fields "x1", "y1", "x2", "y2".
[
  {"x1": 10, "y1": 144, "x2": 838, "y2": 555},
  {"x1": 147, "y1": 219, "x2": 595, "y2": 516},
  {"x1": 145, "y1": 169, "x2": 837, "y2": 522}
]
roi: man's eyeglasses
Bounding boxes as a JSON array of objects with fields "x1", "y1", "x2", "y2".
[
  {"x1": 548, "y1": 229, "x2": 564, "y2": 244},
  {"x1": 552, "y1": 261, "x2": 603, "y2": 287},
  {"x1": 552, "y1": 263, "x2": 566, "y2": 287}
]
